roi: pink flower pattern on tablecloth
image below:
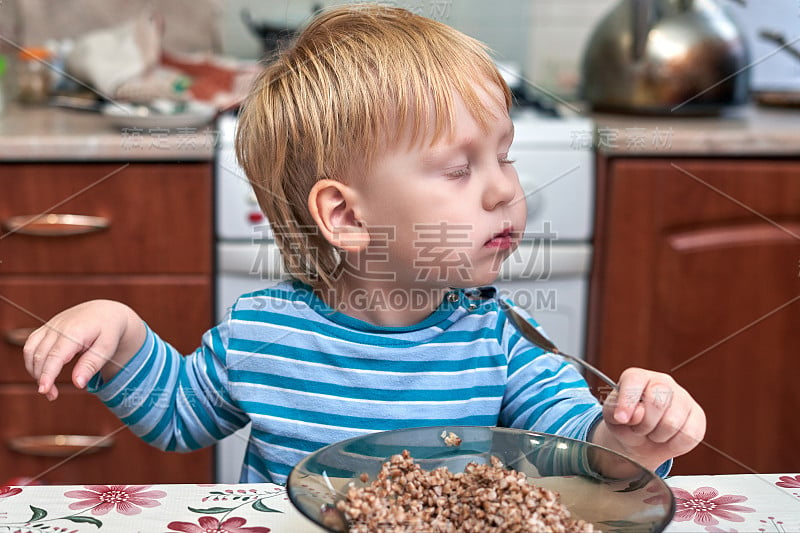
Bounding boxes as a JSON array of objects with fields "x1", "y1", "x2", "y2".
[
  {"x1": 670, "y1": 486, "x2": 754, "y2": 526},
  {"x1": 64, "y1": 484, "x2": 167, "y2": 515},
  {"x1": 166, "y1": 515, "x2": 270, "y2": 532},
  {"x1": 776, "y1": 474, "x2": 800, "y2": 501},
  {"x1": 776, "y1": 475, "x2": 800, "y2": 489},
  {"x1": 0, "y1": 486, "x2": 22, "y2": 499}
]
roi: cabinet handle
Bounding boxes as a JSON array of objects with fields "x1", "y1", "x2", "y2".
[
  {"x1": 7, "y1": 435, "x2": 115, "y2": 457},
  {"x1": 4, "y1": 327, "x2": 37, "y2": 347},
  {"x1": 2, "y1": 214, "x2": 110, "y2": 236},
  {"x1": 669, "y1": 223, "x2": 800, "y2": 252}
]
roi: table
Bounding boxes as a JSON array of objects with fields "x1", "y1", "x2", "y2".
[{"x1": 1, "y1": 474, "x2": 798, "y2": 532}]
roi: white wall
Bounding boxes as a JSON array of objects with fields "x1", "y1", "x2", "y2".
[
  {"x1": 527, "y1": 0, "x2": 616, "y2": 97},
  {"x1": 221, "y1": 0, "x2": 533, "y2": 87},
  {"x1": 222, "y1": 1, "x2": 531, "y2": 65},
  {"x1": 732, "y1": 0, "x2": 800, "y2": 91}
]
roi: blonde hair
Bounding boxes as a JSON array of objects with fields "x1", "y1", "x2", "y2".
[{"x1": 236, "y1": 4, "x2": 511, "y2": 288}]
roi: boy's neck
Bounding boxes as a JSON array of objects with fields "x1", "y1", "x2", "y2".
[{"x1": 316, "y1": 275, "x2": 451, "y2": 328}]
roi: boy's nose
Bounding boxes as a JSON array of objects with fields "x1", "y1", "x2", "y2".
[{"x1": 481, "y1": 166, "x2": 519, "y2": 211}]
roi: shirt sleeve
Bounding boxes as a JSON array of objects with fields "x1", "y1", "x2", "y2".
[
  {"x1": 498, "y1": 305, "x2": 603, "y2": 442},
  {"x1": 86, "y1": 313, "x2": 250, "y2": 452}
]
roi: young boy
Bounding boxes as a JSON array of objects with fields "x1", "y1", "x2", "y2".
[{"x1": 24, "y1": 5, "x2": 705, "y2": 484}]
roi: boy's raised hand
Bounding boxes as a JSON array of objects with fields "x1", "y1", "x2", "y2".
[
  {"x1": 593, "y1": 367, "x2": 707, "y2": 472},
  {"x1": 22, "y1": 300, "x2": 146, "y2": 402}
]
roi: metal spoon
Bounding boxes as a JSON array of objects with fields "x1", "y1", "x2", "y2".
[{"x1": 498, "y1": 300, "x2": 619, "y2": 390}]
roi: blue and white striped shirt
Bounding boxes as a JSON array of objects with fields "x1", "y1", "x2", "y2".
[{"x1": 89, "y1": 280, "x2": 604, "y2": 484}]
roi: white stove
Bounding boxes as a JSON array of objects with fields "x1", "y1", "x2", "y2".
[{"x1": 213, "y1": 109, "x2": 595, "y2": 483}]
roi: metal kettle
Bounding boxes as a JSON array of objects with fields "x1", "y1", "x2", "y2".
[{"x1": 580, "y1": 0, "x2": 750, "y2": 114}]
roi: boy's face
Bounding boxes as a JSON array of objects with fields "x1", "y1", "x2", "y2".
[{"x1": 351, "y1": 85, "x2": 527, "y2": 289}]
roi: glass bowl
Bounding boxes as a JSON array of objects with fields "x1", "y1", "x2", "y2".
[{"x1": 287, "y1": 426, "x2": 675, "y2": 532}]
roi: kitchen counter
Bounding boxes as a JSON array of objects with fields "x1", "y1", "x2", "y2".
[
  {"x1": 0, "y1": 473, "x2": 798, "y2": 531},
  {"x1": 3, "y1": 103, "x2": 796, "y2": 161},
  {"x1": 0, "y1": 105, "x2": 216, "y2": 161},
  {"x1": 590, "y1": 104, "x2": 800, "y2": 156}
]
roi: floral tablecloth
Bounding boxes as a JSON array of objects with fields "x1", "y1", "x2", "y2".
[
  {"x1": 663, "y1": 474, "x2": 800, "y2": 533},
  {"x1": 0, "y1": 474, "x2": 798, "y2": 532}
]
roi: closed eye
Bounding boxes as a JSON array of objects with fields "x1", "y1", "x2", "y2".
[{"x1": 445, "y1": 165, "x2": 471, "y2": 179}]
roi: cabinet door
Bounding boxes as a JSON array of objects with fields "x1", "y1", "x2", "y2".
[
  {"x1": 0, "y1": 385, "x2": 213, "y2": 484},
  {"x1": 0, "y1": 162, "x2": 211, "y2": 274},
  {"x1": 590, "y1": 158, "x2": 800, "y2": 475},
  {"x1": 0, "y1": 278, "x2": 211, "y2": 383}
]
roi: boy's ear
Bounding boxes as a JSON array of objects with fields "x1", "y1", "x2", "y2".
[{"x1": 308, "y1": 179, "x2": 370, "y2": 252}]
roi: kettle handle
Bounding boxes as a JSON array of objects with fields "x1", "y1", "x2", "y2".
[{"x1": 631, "y1": 0, "x2": 651, "y2": 61}]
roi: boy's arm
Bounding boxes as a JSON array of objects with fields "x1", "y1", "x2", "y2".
[
  {"x1": 25, "y1": 299, "x2": 249, "y2": 453},
  {"x1": 89, "y1": 320, "x2": 250, "y2": 452},
  {"x1": 23, "y1": 300, "x2": 147, "y2": 401},
  {"x1": 499, "y1": 306, "x2": 602, "y2": 440},
  {"x1": 500, "y1": 342, "x2": 604, "y2": 440}
]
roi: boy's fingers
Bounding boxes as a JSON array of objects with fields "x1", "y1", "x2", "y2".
[
  {"x1": 31, "y1": 332, "x2": 59, "y2": 380},
  {"x1": 675, "y1": 407, "x2": 706, "y2": 450},
  {"x1": 44, "y1": 383, "x2": 59, "y2": 402},
  {"x1": 37, "y1": 353, "x2": 70, "y2": 395},
  {"x1": 608, "y1": 370, "x2": 649, "y2": 424},
  {"x1": 22, "y1": 326, "x2": 46, "y2": 376},
  {"x1": 71, "y1": 334, "x2": 120, "y2": 389},
  {"x1": 628, "y1": 403, "x2": 647, "y2": 426},
  {"x1": 646, "y1": 404, "x2": 692, "y2": 444},
  {"x1": 627, "y1": 382, "x2": 674, "y2": 435},
  {"x1": 36, "y1": 334, "x2": 85, "y2": 392}
]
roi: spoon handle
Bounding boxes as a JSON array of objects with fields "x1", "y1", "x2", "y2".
[
  {"x1": 499, "y1": 300, "x2": 619, "y2": 390},
  {"x1": 552, "y1": 351, "x2": 619, "y2": 390}
]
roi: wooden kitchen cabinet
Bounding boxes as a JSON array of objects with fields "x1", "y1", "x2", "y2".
[
  {"x1": 0, "y1": 386, "x2": 211, "y2": 485},
  {"x1": 589, "y1": 157, "x2": 800, "y2": 475},
  {"x1": 0, "y1": 162, "x2": 215, "y2": 484}
]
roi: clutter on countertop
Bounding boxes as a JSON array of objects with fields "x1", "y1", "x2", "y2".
[
  {"x1": 100, "y1": 98, "x2": 218, "y2": 131},
  {"x1": 53, "y1": 9, "x2": 261, "y2": 128},
  {"x1": 64, "y1": 11, "x2": 161, "y2": 98},
  {"x1": 159, "y1": 52, "x2": 261, "y2": 112},
  {"x1": 0, "y1": 55, "x2": 7, "y2": 114},
  {"x1": 16, "y1": 46, "x2": 53, "y2": 105}
]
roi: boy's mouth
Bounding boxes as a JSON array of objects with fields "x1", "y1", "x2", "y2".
[{"x1": 484, "y1": 228, "x2": 515, "y2": 249}]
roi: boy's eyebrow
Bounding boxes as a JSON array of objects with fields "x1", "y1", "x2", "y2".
[
  {"x1": 423, "y1": 121, "x2": 516, "y2": 161},
  {"x1": 421, "y1": 141, "x2": 470, "y2": 164}
]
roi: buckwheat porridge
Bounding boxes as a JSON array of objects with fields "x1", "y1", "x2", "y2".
[{"x1": 337, "y1": 450, "x2": 596, "y2": 532}]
